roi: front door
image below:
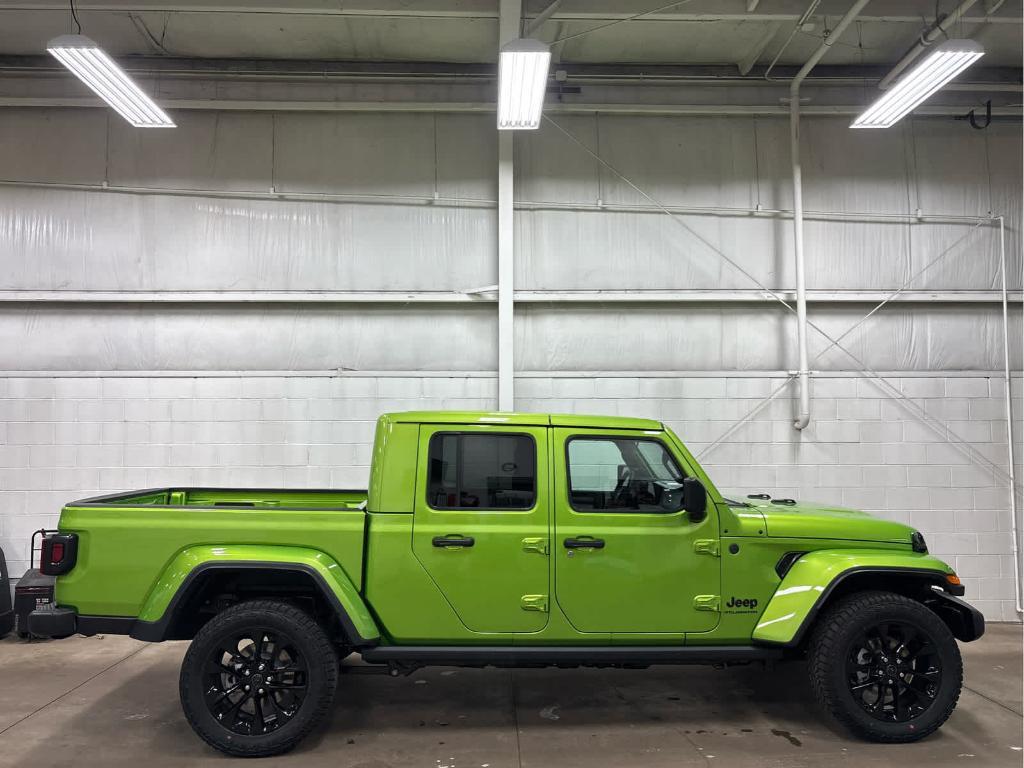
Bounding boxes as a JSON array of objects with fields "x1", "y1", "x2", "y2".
[
  {"x1": 553, "y1": 428, "x2": 720, "y2": 634},
  {"x1": 412, "y1": 424, "x2": 550, "y2": 633}
]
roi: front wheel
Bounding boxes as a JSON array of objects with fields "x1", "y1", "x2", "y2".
[
  {"x1": 807, "y1": 590, "x2": 962, "y2": 743},
  {"x1": 179, "y1": 600, "x2": 339, "y2": 757}
]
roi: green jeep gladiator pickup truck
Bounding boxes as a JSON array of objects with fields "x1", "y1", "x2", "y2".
[{"x1": 31, "y1": 411, "x2": 983, "y2": 756}]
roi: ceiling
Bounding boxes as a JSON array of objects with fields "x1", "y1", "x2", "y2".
[{"x1": 0, "y1": 0, "x2": 1019, "y2": 73}]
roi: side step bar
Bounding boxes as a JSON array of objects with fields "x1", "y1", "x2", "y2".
[{"x1": 360, "y1": 645, "x2": 784, "y2": 667}]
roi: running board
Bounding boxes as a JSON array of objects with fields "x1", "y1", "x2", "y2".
[{"x1": 359, "y1": 645, "x2": 784, "y2": 667}]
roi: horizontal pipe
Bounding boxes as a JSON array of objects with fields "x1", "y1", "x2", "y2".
[
  {"x1": 0, "y1": 369, "x2": 1018, "y2": 379},
  {"x1": 0, "y1": 289, "x2": 1019, "y2": 304},
  {"x1": 1, "y1": 1, "x2": 1018, "y2": 23},
  {"x1": 878, "y1": 0, "x2": 980, "y2": 90},
  {"x1": 0, "y1": 97, "x2": 1019, "y2": 117},
  {"x1": 3, "y1": 58, "x2": 1018, "y2": 91},
  {"x1": 0, "y1": 179, "x2": 1004, "y2": 225}
]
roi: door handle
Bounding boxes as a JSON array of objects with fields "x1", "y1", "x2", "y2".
[
  {"x1": 432, "y1": 535, "x2": 475, "y2": 548},
  {"x1": 563, "y1": 537, "x2": 605, "y2": 550}
]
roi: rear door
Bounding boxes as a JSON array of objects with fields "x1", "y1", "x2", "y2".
[
  {"x1": 412, "y1": 424, "x2": 550, "y2": 633},
  {"x1": 552, "y1": 428, "x2": 720, "y2": 634}
]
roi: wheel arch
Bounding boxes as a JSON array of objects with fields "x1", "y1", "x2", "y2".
[
  {"x1": 131, "y1": 545, "x2": 379, "y2": 646},
  {"x1": 752, "y1": 550, "x2": 982, "y2": 649}
]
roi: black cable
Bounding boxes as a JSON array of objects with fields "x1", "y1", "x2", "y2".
[{"x1": 69, "y1": 0, "x2": 82, "y2": 34}]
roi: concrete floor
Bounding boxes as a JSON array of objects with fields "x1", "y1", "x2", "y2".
[{"x1": 0, "y1": 625, "x2": 1020, "y2": 768}]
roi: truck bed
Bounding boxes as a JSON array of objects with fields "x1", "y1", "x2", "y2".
[
  {"x1": 72, "y1": 487, "x2": 368, "y2": 509},
  {"x1": 56, "y1": 487, "x2": 368, "y2": 618}
]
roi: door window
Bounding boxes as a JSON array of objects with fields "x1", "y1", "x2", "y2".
[
  {"x1": 427, "y1": 433, "x2": 536, "y2": 510},
  {"x1": 566, "y1": 437, "x2": 684, "y2": 512}
]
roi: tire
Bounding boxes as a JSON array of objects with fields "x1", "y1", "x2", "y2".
[
  {"x1": 179, "y1": 600, "x2": 339, "y2": 757},
  {"x1": 807, "y1": 590, "x2": 962, "y2": 743}
]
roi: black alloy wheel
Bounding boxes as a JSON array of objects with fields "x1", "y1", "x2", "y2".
[
  {"x1": 180, "y1": 600, "x2": 339, "y2": 757},
  {"x1": 204, "y1": 628, "x2": 309, "y2": 736},
  {"x1": 845, "y1": 620, "x2": 942, "y2": 722}
]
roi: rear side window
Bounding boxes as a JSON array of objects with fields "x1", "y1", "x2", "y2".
[
  {"x1": 567, "y1": 437, "x2": 684, "y2": 512},
  {"x1": 427, "y1": 433, "x2": 536, "y2": 510}
]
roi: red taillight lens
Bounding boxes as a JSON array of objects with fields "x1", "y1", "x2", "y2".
[{"x1": 40, "y1": 533, "x2": 77, "y2": 576}]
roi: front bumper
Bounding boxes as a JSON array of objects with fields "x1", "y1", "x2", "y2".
[
  {"x1": 929, "y1": 590, "x2": 986, "y2": 642},
  {"x1": 27, "y1": 606, "x2": 77, "y2": 638}
]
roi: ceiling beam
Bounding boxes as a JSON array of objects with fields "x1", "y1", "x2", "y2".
[
  {"x1": 0, "y1": 0, "x2": 1019, "y2": 23},
  {"x1": 0, "y1": 55, "x2": 1019, "y2": 86},
  {"x1": 1, "y1": 96, "x2": 1018, "y2": 117},
  {"x1": 736, "y1": 21, "x2": 781, "y2": 75}
]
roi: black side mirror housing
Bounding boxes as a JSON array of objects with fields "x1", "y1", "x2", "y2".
[{"x1": 682, "y1": 477, "x2": 707, "y2": 522}]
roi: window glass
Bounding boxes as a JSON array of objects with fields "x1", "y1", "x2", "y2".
[
  {"x1": 567, "y1": 437, "x2": 684, "y2": 512},
  {"x1": 427, "y1": 433, "x2": 536, "y2": 510}
]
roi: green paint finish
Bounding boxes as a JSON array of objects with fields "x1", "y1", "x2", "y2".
[
  {"x1": 77, "y1": 487, "x2": 367, "y2": 509},
  {"x1": 551, "y1": 426, "x2": 721, "y2": 634},
  {"x1": 751, "y1": 549, "x2": 955, "y2": 644},
  {"x1": 746, "y1": 498, "x2": 917, "y2": 544},
  {"x1": 368, "y1": 416, "x2": 419, "y2": 513},
  {"x1": 411, "y1": 423, "x2": 551, "y2": 633},
  {"x1": 692, "y1": 535, "x2": 912, "y2": 645},
  {"x1": 55, "y1": 500, "x2": 366, "y2": 617},
  {"x1": 389, "y1": 411, "x2": 552, "y2": 426},
  {"x1": 386, "y1": 411, "x2": 661, "y2": 431},
  {"x1": 362, "y1": 512, "x2": 517, "y2": 644},
  {"x1": 51, "y1": 410, "x2": 962, "y2": 652},
  {"x1": 550, "y1": 413, "x2": 662, "y2": 430},
  {"x1": 137, "y1": 544, "x2": 379, "y2": 641}
]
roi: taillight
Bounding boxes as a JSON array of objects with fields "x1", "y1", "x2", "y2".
[{"x1": 40, "y1": 534, "x2": 78, "y2": 576}]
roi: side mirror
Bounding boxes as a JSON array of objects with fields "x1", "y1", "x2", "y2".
[{"x1": 682, "y1": 477, "x2": 707, "y2": 522}]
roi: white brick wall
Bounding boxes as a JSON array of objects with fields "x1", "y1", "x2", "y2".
[{"x1": 1, "y1": 373, "x2": 1020, "y2": 622}]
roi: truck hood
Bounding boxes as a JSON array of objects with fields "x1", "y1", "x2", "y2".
[{"x1": 739, "y1": 498, "x2": 915, "y2": 545}]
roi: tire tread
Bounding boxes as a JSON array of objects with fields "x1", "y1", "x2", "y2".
[
  {"x1": 807, "y1": 590, "x2": 962, "y2": 743},
  {"x1": 179, "y1": 599, "x2": 338, "y2": 757}
]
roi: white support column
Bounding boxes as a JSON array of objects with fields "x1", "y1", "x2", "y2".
[{"x1": 497, "y1": 0, "x2": 521, "y2": 411}]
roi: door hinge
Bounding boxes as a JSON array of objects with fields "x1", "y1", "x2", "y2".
[
  {"x1": 693, "y1": 595, "x2": 720, "y2": 612},
  {"x1": 521, "y1": 537, "x2": 549, "y2": 555},
  {"x1": 520, "y1": 594, "x2": 549, "y2": 612},
  {"x1": 693, "y1": 539, "x2": 720, "y2": 557}
]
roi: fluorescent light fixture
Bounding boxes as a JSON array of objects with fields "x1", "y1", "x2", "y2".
[
  {"x1": 497, "y1": 38, "x2": 551, "y2": 130},
  {"x1": 47, "y1": 34, "x2": 175, "y2": 128},
  {"x1": 851, "y1": 39, "x2": 984, "y2": 129}
]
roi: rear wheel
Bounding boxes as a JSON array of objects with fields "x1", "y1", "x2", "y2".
[
  {"x1": 807, "y1": 590, "x2": 962, "y2": 743},
  {"x1": 179, "y1": 600, "x2": 338, "y2": 757}
]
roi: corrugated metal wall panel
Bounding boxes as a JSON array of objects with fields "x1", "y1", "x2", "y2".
[
  {"x1": 0, "y1": 108, "x2": 1018, "y2": 375},
  {"x1": 0, "y1": 306, "x2": 496, "y2": 371}
]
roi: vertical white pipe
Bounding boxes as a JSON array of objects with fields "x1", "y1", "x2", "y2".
[
  {"x1": 789, "y1": 0, "x2": 871, "y2": 430},
  {"x1": 497, "y1": 0, "x2": 521, "y2": 411},
  {"x1": 790, "y1": 92, "x2": 811, "y2": 429},
  {"x1": 497, "y1": 136, "x2": 514, "y2": 411},
  {"x1": 997, "y1": 216, "x2": 1023, "y2": 615}
]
